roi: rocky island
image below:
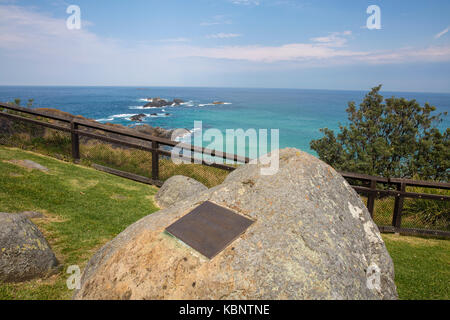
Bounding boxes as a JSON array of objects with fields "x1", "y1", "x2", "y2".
[
  {"x1": 143, "y1": 97, "x2": 184, "y2": 108},
  {"x1": 129, "y1": 114, "x2": 146, "y2": 122}
]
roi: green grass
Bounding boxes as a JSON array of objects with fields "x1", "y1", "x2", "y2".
[
  {"x1": 1, "y1": 129, "x2": 230, "y2": 188},
  {"x1": 382, "y1": 234, "x2": 450, "y2": 300},
  {"x1": 0, "y1": 146, "x2": 448, "y2": 300},
  {"x1": 0, "y1": 146, "x2": 159, "y2": 299}
]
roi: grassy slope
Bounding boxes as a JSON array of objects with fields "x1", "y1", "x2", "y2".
[
  {"x1": 382, "y1": 234, "x2": 449, "y2": 300},
  {"x1": 0, "y1": 147, "x2": 159, "y2": 299},
  {"x1": 0, "y1": 146, "x2": 448, "y2": 300}
]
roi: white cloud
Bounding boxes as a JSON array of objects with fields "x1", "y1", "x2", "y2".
[
  {"x1": 200, "y1": 15, "x2": 232, "y2": 26},
  {"x1": 311, "y1": 31, "x2": 352, "y2": 47},
  {"x1": 1, "y1": 4, "x2": 450, "y2": 86},
  {"x1": 200, "y1": 21, "x2": 221, "y2": 26},
  {"x1": 180, "y1": 43, "x2": 450, "y2": 65},
  {"x1": 179, "y1": 43, "x2": 367, "y2": 63},
  {"x1": 434, "y1": 27, "x2": 449, "y2": 39},
  {"x1": 159, "y1": 37, "x2": 190, "y2": 43},
  {"x1": 356, "y1": 46, "x2": 450, "y2": 65},
  {"x1": 230, "y1": 0, "x2": 260, "y2": 5},
  {"x1": 206, "y1": 33, "x2": 242, "y2": 39}
]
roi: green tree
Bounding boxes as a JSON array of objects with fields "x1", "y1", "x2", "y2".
[{"x1": 310, "y1": 85, "x2": 449, "y2": 181}]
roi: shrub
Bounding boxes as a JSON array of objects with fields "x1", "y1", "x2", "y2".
[{"x1": 310, "y1": 85, "x2": 449, "y2": 181}]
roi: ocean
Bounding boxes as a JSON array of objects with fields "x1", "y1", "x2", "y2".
[{"x1": 0, "y1": 86, "x2": 449, "y2": 157}]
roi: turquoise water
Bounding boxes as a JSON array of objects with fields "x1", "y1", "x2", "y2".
[{"x1": 0, "y1": 86, "x2": 449, "y2": 156}]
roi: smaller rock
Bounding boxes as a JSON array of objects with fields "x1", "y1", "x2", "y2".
[
  {"x1": 130, "y1": 114, "x2": 146, "y2": 122},
  {"x1": 8, "y1": 160, "x2": 49, "y2": 172},
  {"x1": 154, "y1": 175, "x2": 208, "y2": 208},
  {"x1": 0, "y1": 213, "x2": 59, "y2": 283},
  {"x1": 172, "y1": 98, "x2": 184, "y2": 106}
]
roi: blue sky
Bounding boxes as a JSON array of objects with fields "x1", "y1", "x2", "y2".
[{"x1": 0, "y1": 0, "x2": 450, "y2": 92}]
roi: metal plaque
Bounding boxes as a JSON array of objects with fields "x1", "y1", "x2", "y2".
[{"x1": 165, "y1": 201, "x2": 254, "y2": 259}]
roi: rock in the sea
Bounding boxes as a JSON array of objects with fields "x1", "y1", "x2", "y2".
[
  {"x1": 143, "y1": 97, "x2": 184, "y2": 108},
  {"x1": 0, "y1": 213, "x2": 59, "y2": 283},
  {"x1": 172, "y1": 99, "x2": 184, "y2": 106},
  {"x1": 74, "y1": 149, "x2": 397, "y2": 300},
  {"x1": 154, "y1": 175, "x2": 208, "y2": 209},
  {"x1": 129, "y1": 114, "x2": 146, "y2": 122}
]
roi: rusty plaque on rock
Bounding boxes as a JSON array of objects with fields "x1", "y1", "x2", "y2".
[{"x1": 165, "y1": 201, "x2": 254, "y2": 259}]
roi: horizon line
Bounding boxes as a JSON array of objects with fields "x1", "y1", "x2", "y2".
[{"x1": 0, "y1": 84, "x2": 449, "y2": 95}]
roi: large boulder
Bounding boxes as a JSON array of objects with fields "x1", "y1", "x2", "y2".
[
  {"x1": 0, "y1": 213, "x2": 59, "y2": 282},
  {"x1": 154, "y1": 175, "x2": 208, "y2": 209},
  {"x1": 74, "y1": 149, "x2": 397, "y2": 300}
]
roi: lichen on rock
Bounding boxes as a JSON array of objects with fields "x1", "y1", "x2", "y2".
[{"x1": 0, "y1": 213, "x2": 59, "y2": 283}]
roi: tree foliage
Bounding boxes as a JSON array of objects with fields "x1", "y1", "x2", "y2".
[{"x1": 310, "y1": 85, "x2": 449, "y2": 181}]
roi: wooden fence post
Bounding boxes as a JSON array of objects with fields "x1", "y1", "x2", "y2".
[
  {"x1": 367, "y1": 179, "x2": 376, "y2": 218},
  {"x1": 392, "y1": 182, "x2": 406, "y2": 229},
  {"x1": 70, "y1": 120, "x2": 80, "y2": 161},
  {"x1": 152, "y1": 140, "x2": 159, "y2": 181}
]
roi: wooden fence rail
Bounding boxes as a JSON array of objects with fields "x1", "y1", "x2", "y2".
[{"x1": 1, "y1": 102, "x2": 449, "y2": 238}]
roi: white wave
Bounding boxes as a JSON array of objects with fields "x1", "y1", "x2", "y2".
[
  {"x1": 178, "y1": 101, "x2": 194, "y2": 107},
  {"x1": 129, "y1": 105, "x2": 159, "y2": 110},
  {"x1": 96, "y1": 114, "x2": 134, "y2": 122},
  {"x1": 198, "y1": 102, "x2": 232, "y2": 107},
  {"x1": 96, "y1": 117, "x2": 114, "y2": 122},
  {"x1": 111, "y1": 113, "x2": 136, "y2": 118},
  {"x1": 96, "y1": 113, "x2": 149, "y2": 122}
]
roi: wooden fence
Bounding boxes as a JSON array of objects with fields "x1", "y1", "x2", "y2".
[
  {"x1": 1, "y1": 102, "x2": 449, "y2": 238},
  {"x1": 339, "y1": 171, "x2": 449, "y2": 237}
]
